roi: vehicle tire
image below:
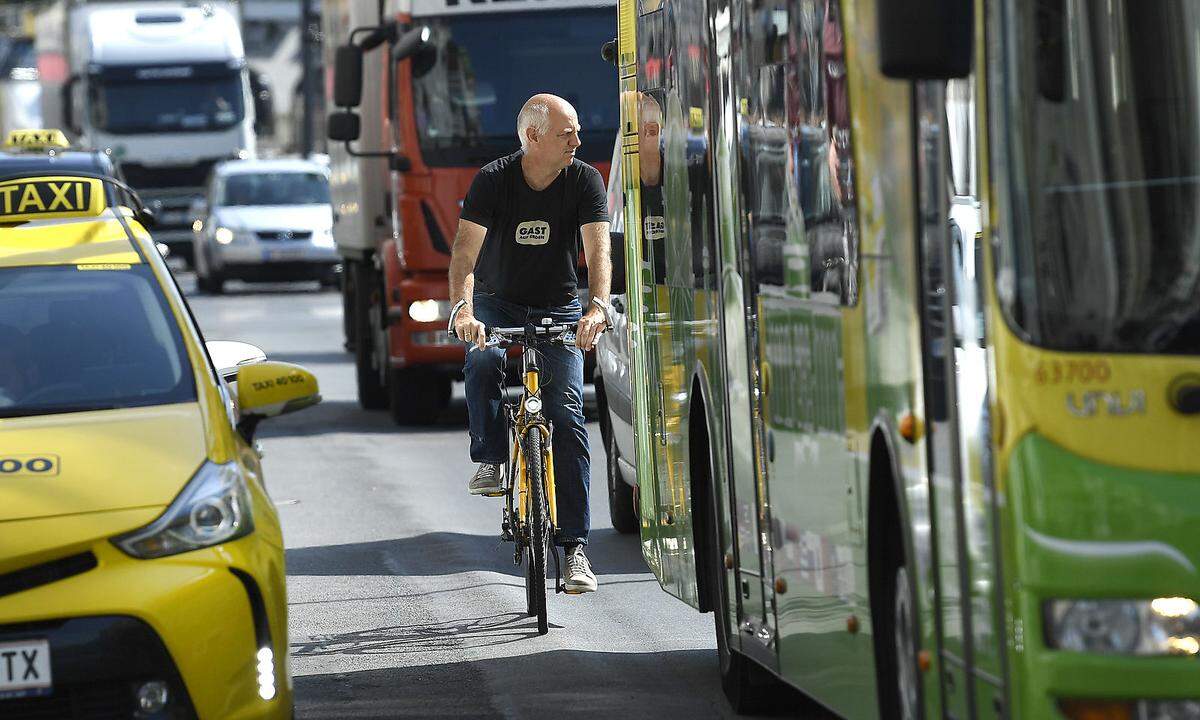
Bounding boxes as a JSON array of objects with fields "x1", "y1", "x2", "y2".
[
  {"x1": 604, "y1": 418, "x2": 638, "y2": 534},
  {"x1": 342, "y1": 262, "x2": 356, "y2": 352},
  {"x1": 197, "y1": 271, "x2": 224, "y2": 295},
  {"x1": 695, "y1": 422, "x2": 784, "y2": 713},
  {"x1": 523, "y1": 429, "x2": 550, "y2": 636},
  {"x1": 353, "y1": 263, "x2": 388, "y2": 410},
  {"x1": 878, "y1": 562, "x2": 922, "y2": 720},
  {"x1": 388, "y1": 368, "x2": 451, "y2": 425}
]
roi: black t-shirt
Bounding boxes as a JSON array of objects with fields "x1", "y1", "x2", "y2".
[{"x1": 460, "y1": 151, "x2": 609, "y2": 307}]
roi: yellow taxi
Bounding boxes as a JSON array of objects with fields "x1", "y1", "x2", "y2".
[{"x1": 0, "y1": 170, "x2": 317, "y2": 718}]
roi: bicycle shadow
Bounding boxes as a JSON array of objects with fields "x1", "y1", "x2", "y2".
[
  {"x1": 287, "y1": 529, "x2": 649, "y2": 579},
  {"x1": 291, "y1": 612, "x2": 552, "y2": 659}
]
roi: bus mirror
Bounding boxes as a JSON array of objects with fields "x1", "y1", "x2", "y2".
[
  {"x1": 393, "y1": 25, "x2": 431, "y2": 63},
  {"x1": 327, "y1": 111, "x2": 361, "y2": 142},
  {"x1": 609, "y1": 231, "x2": 626, "y2": 295},
  {"x1": 333, "y1": 44, "x2": 364, "y2": 107},
  {"x1": 877, "y1": 0, "x2": 972, "y2": 79},
  {"x1": 600, "y1": 38, "x2": 618, "y2": 67}
]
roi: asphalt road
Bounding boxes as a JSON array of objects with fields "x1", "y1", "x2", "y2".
[{"x1": 182, "y1": 276, "x2": 825, "y2": 720}]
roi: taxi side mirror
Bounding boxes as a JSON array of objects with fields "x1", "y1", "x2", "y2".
[
  {"x1": 236, "y1": 361, "x2": 321, "y2": 441},
  {"x1": 207, "y1": 340, "x2": 267, "y2": 383}
]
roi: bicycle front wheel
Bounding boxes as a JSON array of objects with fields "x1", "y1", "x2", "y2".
[{"x1": 522, "y1": 428, "x2": 550, "y2": 635}]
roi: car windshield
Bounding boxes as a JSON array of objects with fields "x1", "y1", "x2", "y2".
[
  {"x1": 1004, "y1": 0, "x2": 1200, "y2": 354},
  {"x1": 0, "y1": 264, "x2": 195, "y2": 417},
  {"x1": 218, "y1": 172, "x2": 331, "y2": 206},
  {"x1": 410, "y1": 8, "x2": 619, "y2": 166},
  {"x1": 91, "y1": 72, "x2": 245, "y2": 135}
]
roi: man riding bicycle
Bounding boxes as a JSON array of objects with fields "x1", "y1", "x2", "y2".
[{"x1": 449, "y1": 93, "x2": 613, "y2": 594}]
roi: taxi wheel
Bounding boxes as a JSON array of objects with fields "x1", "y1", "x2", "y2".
[{"x1": 388, "y1": 368, "x2": 450, "y2": 425}]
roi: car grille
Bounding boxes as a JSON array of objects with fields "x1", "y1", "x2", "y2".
[
  {"x1": 2, "y1": 681, "x2": 134, "y2": 719},
  {"x1": 255, "y1": 230, "x2": 313, "y2": 242},
  {"x1": 0, "y1": 552, "x2": 97, "y2": 600}
]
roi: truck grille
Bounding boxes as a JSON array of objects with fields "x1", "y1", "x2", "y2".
[{"x1": 120, "y1": 160, "x2": 218, "y2": 192}]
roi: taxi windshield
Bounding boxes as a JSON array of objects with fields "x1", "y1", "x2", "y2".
[{"x1": 0, "y1": 264, "x2": 195, "y2": 417}]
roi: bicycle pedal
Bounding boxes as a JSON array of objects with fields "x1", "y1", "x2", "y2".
[{"x1": 482, "y1": 491, "x2": 506, "y2": 497}]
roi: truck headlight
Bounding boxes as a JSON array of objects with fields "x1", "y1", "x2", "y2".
[
  {"x1": 214, "y1": 227, "x2": 235, "y2": 245},
  {"x1": 112, "y1": 461, "x2": 254, "y2": 558},
  {"x1": 408, "y1": 299, "x2": 450, "y2": 323},
  {"x1": 1046, "y1": 598, "x2": 1200, "y2": 656}
]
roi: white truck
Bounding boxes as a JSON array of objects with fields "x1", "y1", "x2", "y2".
[{"x1": 39, "y1": 0, "x2": 256, "y2": 264}]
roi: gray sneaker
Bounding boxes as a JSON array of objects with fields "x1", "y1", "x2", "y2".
[
  {"x1": 564, "y1": 545, "x2": 597, "y2": 593},
  {"x1": 468, "y1": 463, "x2": 504, "y2": 496}
]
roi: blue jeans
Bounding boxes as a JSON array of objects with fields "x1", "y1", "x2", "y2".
[{"x1": 464, "y1": 292, "x2": 590, "y2": 547}]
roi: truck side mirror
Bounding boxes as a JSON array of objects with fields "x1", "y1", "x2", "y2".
[
  {"x1": 327, "y1": 111, "x2": 361, "y2": 142},
  {"x1": 877, "y1": 0, "x2": 972, "y2": 79},
  {"x1": 609, "y1": 231, "x2": 626, "y2": 295},
  {"x1": 392, "y1": 25, "x2": 431, "y2": 62},
  {"x1": 333, "y1": 44, "x2": 364, "y2": 108}
]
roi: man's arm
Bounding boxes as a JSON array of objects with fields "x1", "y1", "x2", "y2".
[
  {"x1": 449, "y1": 219, "x2": 488, "y2": 349},
  {"x1": 576, "y1": 220, "x2": 611, "y2": 350}
]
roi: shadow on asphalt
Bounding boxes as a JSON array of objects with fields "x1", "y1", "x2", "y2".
[
  {"x1": 287, "y1": 529, "x2": 650, "y2": 578},
  {"x1": 293, "y1": 647, "x2": 830, "y2": 719},
  {"x1": 292, "y1": 611, "x2": 549, "y2": 658}
]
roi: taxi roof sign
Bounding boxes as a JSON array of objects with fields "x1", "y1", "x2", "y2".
[
  {"x1": 0, "y1": 176, "x2": 105, "y2": 223},
  {"x1": 4, "y1": 129, "x2": 71, "y2": 152}
]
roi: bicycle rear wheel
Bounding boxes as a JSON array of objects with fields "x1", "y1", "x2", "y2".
[{"x1": 522, "y1": 428, "x2": 550, "y2": 635}]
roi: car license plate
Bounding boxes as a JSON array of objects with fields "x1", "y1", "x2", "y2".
[
  {"x1": 264, "y1": 248, "x2": 305, "y2": 262},
  {"x1": 0, "y1": 640, "x2": 51, "y2": 699}
]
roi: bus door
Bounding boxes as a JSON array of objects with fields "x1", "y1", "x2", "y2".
[
  {"x1": 708, "y1": 0, "x2": 775, "y2": 663},
  {"x1": 915, "y1": 79, "x2": 1007, "y2": 720}
]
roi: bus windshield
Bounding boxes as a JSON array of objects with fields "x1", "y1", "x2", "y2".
[
  {"x1": 91, "y1": 72, "x2": 245, "y2": 135},
  {"x1": 1005, "y1": 0, "x2": 1200, "y2": 354},
  {"x1": 410, "y1": 8, "x2": 619, "y2": 167}
]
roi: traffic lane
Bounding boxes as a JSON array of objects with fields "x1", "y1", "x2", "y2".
[{"x1": 182, "y1": 280, "x2": 826, "y2": 719}]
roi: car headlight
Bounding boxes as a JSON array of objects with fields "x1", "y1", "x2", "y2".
[
  {"x1": 408, "y1": 299, "x2": 451, "y2": 323},
  {"x1": 1046, "y1": 598, "x2": 1200, "y2": 656},
  {"x1": 313, "y1": 227, "x2": 335, "y2": 247},
  {"x1": 112, "y1": 461, "x2": 254, "y2": 558},
  {"x1": 214, "y1": 226, "x2": 236, "y2": 245}
]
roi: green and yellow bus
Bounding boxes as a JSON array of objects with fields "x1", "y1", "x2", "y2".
[{"x1": 613, "y1": 0, "x2": 1200, "y2": 716}]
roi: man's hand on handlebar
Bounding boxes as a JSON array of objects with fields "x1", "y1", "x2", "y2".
[
  {"x1": 575, "y1": 307, "x2": 608, "y2": 351},
  {"x1": 453, "y1": 308, "x2": 488, "y2": 351}
]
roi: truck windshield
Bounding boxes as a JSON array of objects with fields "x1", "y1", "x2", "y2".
[
  {"x1": 219, "y1": 172, "x2": 331, "y2": 206},
  {"x1": 0, "y1": 264, "x2": 195, "y2": 418},
  {"x1": 410, "y1": 8, "x2": 618, "y2": 167},
  {"x1": 1004, "y1": 0, "x2": 1200, "y2": 354},
  {"x1": 90, "y1": 73, "x2": 245, "y2": 135}
]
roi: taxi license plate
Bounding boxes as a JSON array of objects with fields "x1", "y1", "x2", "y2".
[{"x1": 0, "y1": 640, "x2": 51, "y2": 699}]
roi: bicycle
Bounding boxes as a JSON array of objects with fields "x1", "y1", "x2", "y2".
[{"x1": 451, "y1": 319, "x2": 582, "y2": 636}]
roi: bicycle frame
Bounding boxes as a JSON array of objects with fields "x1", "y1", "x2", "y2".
[{"x1": 507, "y1": 343, "x2": 559, "y2": 536}]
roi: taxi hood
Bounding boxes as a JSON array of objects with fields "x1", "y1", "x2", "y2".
[{"x1": 0, "y1": 403, "x2": 207, "y2": 523}]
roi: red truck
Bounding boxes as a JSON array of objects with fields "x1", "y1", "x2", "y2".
[{"x1": 322, "y1": 0, "x2": 617, "y2": 423}]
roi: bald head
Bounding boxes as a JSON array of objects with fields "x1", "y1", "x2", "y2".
[{"x1": 517, "y1": 94, "x2": 576, "y2": 150}]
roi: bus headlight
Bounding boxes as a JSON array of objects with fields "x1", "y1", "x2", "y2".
[
  {"x1": 408, "y1": 300, "x2": 450, "y2": 323},
  {"x1": 1046, "y1": 598, "x2": 1200, "y2": 656},
  {"x1": 112, "y1": 461, "x2": 254, "y2": 558},
  {"x1": 214, "y1": 226, "x2": 235, "y2": 245}
]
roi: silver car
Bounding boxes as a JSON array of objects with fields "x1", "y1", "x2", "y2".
[
  {"x1": 594, "y1": 140, "x2": 638, "y2": 534},
  {"x1": 192, "y1": 158, "x2": 339, "y2": 293}
]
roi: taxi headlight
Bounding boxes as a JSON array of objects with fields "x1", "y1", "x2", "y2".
[
  {"x1": 408, "y1": 299, "x2": 450, "y2": 323},
  {"x1": 214, "y1": 227, "x2": 236, "y2": 245},
  {"x1": 1046, "y1": 598, "x2": 1200, "y2": 656},
  {"x1": 112, "y1": 461, "x2": 254, "y2": 558}
]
